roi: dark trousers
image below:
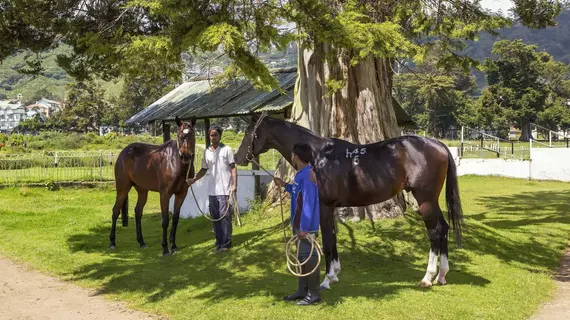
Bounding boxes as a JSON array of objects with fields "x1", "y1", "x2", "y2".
[
  {"x1": 297, "y1": 233, "x2": 318, "y2": 262},
  {"x1": 209, "y1": 195, "x2": 232, "y2": 250}
]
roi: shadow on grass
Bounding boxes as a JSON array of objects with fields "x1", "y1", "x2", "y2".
[
  {"x1": 465, "y1": 190, "x2": 570, "y2": 272},
  {"x1": 63, "y1": 188, "x2": 570, "y2": 307},
  {"x1": 66, "y1": 206, "x2": 491, "y2": 307}
]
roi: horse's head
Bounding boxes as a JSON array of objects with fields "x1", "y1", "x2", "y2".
[
  {"x1": 175, "y1": 116, "x2": 197, "y2": 164},
  {"x1": 235, "y1": 113, "x2": 269, "y2": 166}
]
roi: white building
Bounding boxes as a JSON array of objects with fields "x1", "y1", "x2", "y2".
[{"x1": 0, "y1": 95, "x2": 26, "y2": 133}]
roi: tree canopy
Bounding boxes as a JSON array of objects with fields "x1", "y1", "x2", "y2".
[
  {"x1": 0, "y1": 0, "x2": 563, "y2": 90},
  {"x1": 480, "y1": 39, "x2": 570, "y2": 140}
]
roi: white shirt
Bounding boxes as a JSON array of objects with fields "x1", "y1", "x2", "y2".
[{"x1": 201, "y1": 143, "x2": 234, "y2": 196}]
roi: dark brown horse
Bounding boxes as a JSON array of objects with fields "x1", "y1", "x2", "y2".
[
  {"x1": 110, "y1": 116, "x2": 197, "y2": 256},
  {"x1": 234, "y1": 114, "x2": 463, "y2": 289}
]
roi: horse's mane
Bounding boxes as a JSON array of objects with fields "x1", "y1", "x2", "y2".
[
  {"x1": 149, "y1": 140, "x2": 177, "y2": 155},
  {"x1": 264, "y1": 116, "x2": 331, "y2": 145}
]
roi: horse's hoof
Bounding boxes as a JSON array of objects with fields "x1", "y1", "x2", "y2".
[
  {"x1": 162, "y1": 252, "x2": 172, "y2": 256},
  {"x1": 319, "y1": 285, "x2": 330, "y2": 291},
  {"x1": 140, "y1": 244, "x2": 147, "y2": 249},
  {"x1": 437, "y1": 278, "x2": 447, "y2": 285},
  {"x1": 171, "y1": 247, "x2": 177, "y2": 253},
  {"x1": 419, "y1": 280, "x2": 433, "y2": 288},
  {"x1": 109, "y1": 245, "x2": 116, "y2": 249}
]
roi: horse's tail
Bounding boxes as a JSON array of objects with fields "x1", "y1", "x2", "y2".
[
  {"x1": 121, "y1": 194, "x2": 129, "y2": 227},
  {"x1": 444, "y1": 146, "x2": 463, "y2": 248}
]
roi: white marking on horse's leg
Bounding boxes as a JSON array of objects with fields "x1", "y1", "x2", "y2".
[
  {"x1": 329, "y1": 259, "x2": 340, "y2": 282},
  {"x1": 320, "y1": 276, "x2": 331, "y2": 290},
  {"x1": 332, "y1": 259, "x2": 341, "y2": 274},
  {"x1": 436, "y1": 254, "x2": 449, "y2": 285},
  {"x1": 326, "y1": 263, "x2": 337, "y2": 282},
  {"x1": 420, "y1": 249, "x2": 438, "y2": 287},
  {"x1": 319, "y1": 261, "x2": 335, "y2": 289}
]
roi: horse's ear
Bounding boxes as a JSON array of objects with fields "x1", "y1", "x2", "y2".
[
  {"x1": 190, "y1": 116, "x2": 197, "y2": 127},
  {"x1": 175, "y1": 116, "x2": 182, "y2": 127}
]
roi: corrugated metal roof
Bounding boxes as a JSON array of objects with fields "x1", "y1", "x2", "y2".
[
  {"x1": 127, "y1": 67, "x2": 415, "y2": 127},
  {"x1": 126, "y1": 68, "x2": 296, "y2": 124}
]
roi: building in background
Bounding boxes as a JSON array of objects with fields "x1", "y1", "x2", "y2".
[
  {"x1": 0, "y1": 94, "x2": 26, "y2": 133},
  {"x1": 25, "y1": 98, "x2": 63, "y2": 120}
]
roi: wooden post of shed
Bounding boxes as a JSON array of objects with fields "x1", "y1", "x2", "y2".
[
  {"x1": 204, "y1": 118, "x2": 211, "y2": 148},
  {"x1": 162, "y1": 121, "x2": 171, "y2": 143},
  {"x1": 252, "y1": 155, "x2": 261, "y2": 197}
]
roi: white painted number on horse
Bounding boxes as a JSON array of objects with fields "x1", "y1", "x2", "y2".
[{"x1": 346, "y1": 148, "x2": 366, "y2": 158}]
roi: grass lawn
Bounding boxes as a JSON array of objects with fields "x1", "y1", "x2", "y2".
[{"x1": 0, "y1": 176, "x2": 569, "y2": 319}]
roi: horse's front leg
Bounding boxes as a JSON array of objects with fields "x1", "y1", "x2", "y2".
[
  {"x1": 160, "y1": 192, "x2": 171, "y2": 256},
  {"x1": 169, "y1": 191, "x2": 187, "y2": 253}
]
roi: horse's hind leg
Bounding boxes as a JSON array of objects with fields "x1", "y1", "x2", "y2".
[
  {"x1": 110, "y1": 186, "x2": 131, "y2": 249},
  {"x1": 134, "y1": 186, "x2": 148, "y2": 249},
  {"x1": 436, "y1": 214, "x2": 450, "y2": 285},
  {"x1": 413, "y1": 190, "x2": 446, "y2": 288}
]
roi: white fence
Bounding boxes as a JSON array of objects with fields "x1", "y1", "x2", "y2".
[{"x1": 449, "y1": 147, "x2": 570, "y2": 182}]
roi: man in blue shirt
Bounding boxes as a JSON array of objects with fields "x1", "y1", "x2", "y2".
[{"x1": 274, "y1": 142, "x2": 321, "y2": 306}]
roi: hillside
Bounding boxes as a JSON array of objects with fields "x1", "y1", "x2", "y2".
[{"x1": 0, "y1": 46, "x2": 72, "y2": 103}]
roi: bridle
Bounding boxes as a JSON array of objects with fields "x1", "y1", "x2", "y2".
[
  {"x1": 176, "y1": 126, "x2": 195, "y2": 160},
  {"x1": 245, "y1": 112, "x2": 268, "y2": 162}
]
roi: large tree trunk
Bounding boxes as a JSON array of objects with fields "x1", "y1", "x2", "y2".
[
  {"x1": 519, "y1": 119, "x2": 532, "y2": 142},
  {"x1": 268, "y1": 42, "x2": 415, "y2": 220}
]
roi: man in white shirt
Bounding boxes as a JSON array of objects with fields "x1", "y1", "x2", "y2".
[{"x1": 187, "y1": 125, "x2": 237, "y2": 252}]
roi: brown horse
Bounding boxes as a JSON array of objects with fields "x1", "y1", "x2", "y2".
[
  {"x1": 110, "y1": 116, "x2": 197, "y2": 256},
  {"x1": 234, "y1": 114, "x2": 463, "y2": 289}
]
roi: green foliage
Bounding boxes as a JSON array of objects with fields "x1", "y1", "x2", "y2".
[
  {"x1": 0, "y1": 0, "x2": 564, "y2": 92},
  {"x1": 394, "y1": 43, "x2": 478, "y2": 137},
  {"x1": 480, "y1": 39, "x2": 570, "y2": 140},
  {"x1": 537, "y1": 99, "x2": 570, "y2": 131},
  {"x1": 0, "y1": 131, "x2": 162, "y2": 154},
  {"x1": 44, "y1": 180, "x2": 60, "y2": 191}
]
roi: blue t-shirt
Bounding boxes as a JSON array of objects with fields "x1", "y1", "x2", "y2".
[{"x1": 285, "y1": 165, "x2": 320, "y2": 232}]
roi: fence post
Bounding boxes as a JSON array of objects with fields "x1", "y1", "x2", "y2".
[
  {"x1": 549, "y1": 131, "x2": 552, "y2": 148},
  {"x1": 460, "y1": 126, "x2": 464, "y2": 157},
  {"x1": 496, "y1": 137, "x2": 500, "y2": 158},
  {"x1": 55, "y1": 152, "x2": 58, "y2": 168},
  {"x1": 99, "y1": 150, "x2": 103, "y2": 181},
  {"x1": 511, "y1": 141, "x2": 514, "y2": 155}
]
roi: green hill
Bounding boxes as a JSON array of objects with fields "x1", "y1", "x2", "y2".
[{"x1": 0, "y1": 46, "x2": 72, "y2": 103}]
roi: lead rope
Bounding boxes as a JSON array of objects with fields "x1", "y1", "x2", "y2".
[
  {"x1": 249, "y1": 156, "x2": 322, "y2": 277},
  {"x1": 185, "y1": 156, "x2": 241, "y2": 226}
]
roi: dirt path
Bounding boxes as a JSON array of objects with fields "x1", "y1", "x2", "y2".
[
  {"x1": 531, "y1": 247, "x2": 570, "y2": 320},
  {"x1": 0, "y1": 257, "x2": 162, "y2": 320}
]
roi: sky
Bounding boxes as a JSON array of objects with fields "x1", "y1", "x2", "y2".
[{"x1": 480, "y1": 0, "x2": 514, "y2": 13}]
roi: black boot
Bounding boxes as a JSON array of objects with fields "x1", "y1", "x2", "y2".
[
  {"x1": 283, "y1": 274, "x2": 308, "y2": 301},
  {"x1": 297, "y1": 255, "x2": 321, "y2": 306}
]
